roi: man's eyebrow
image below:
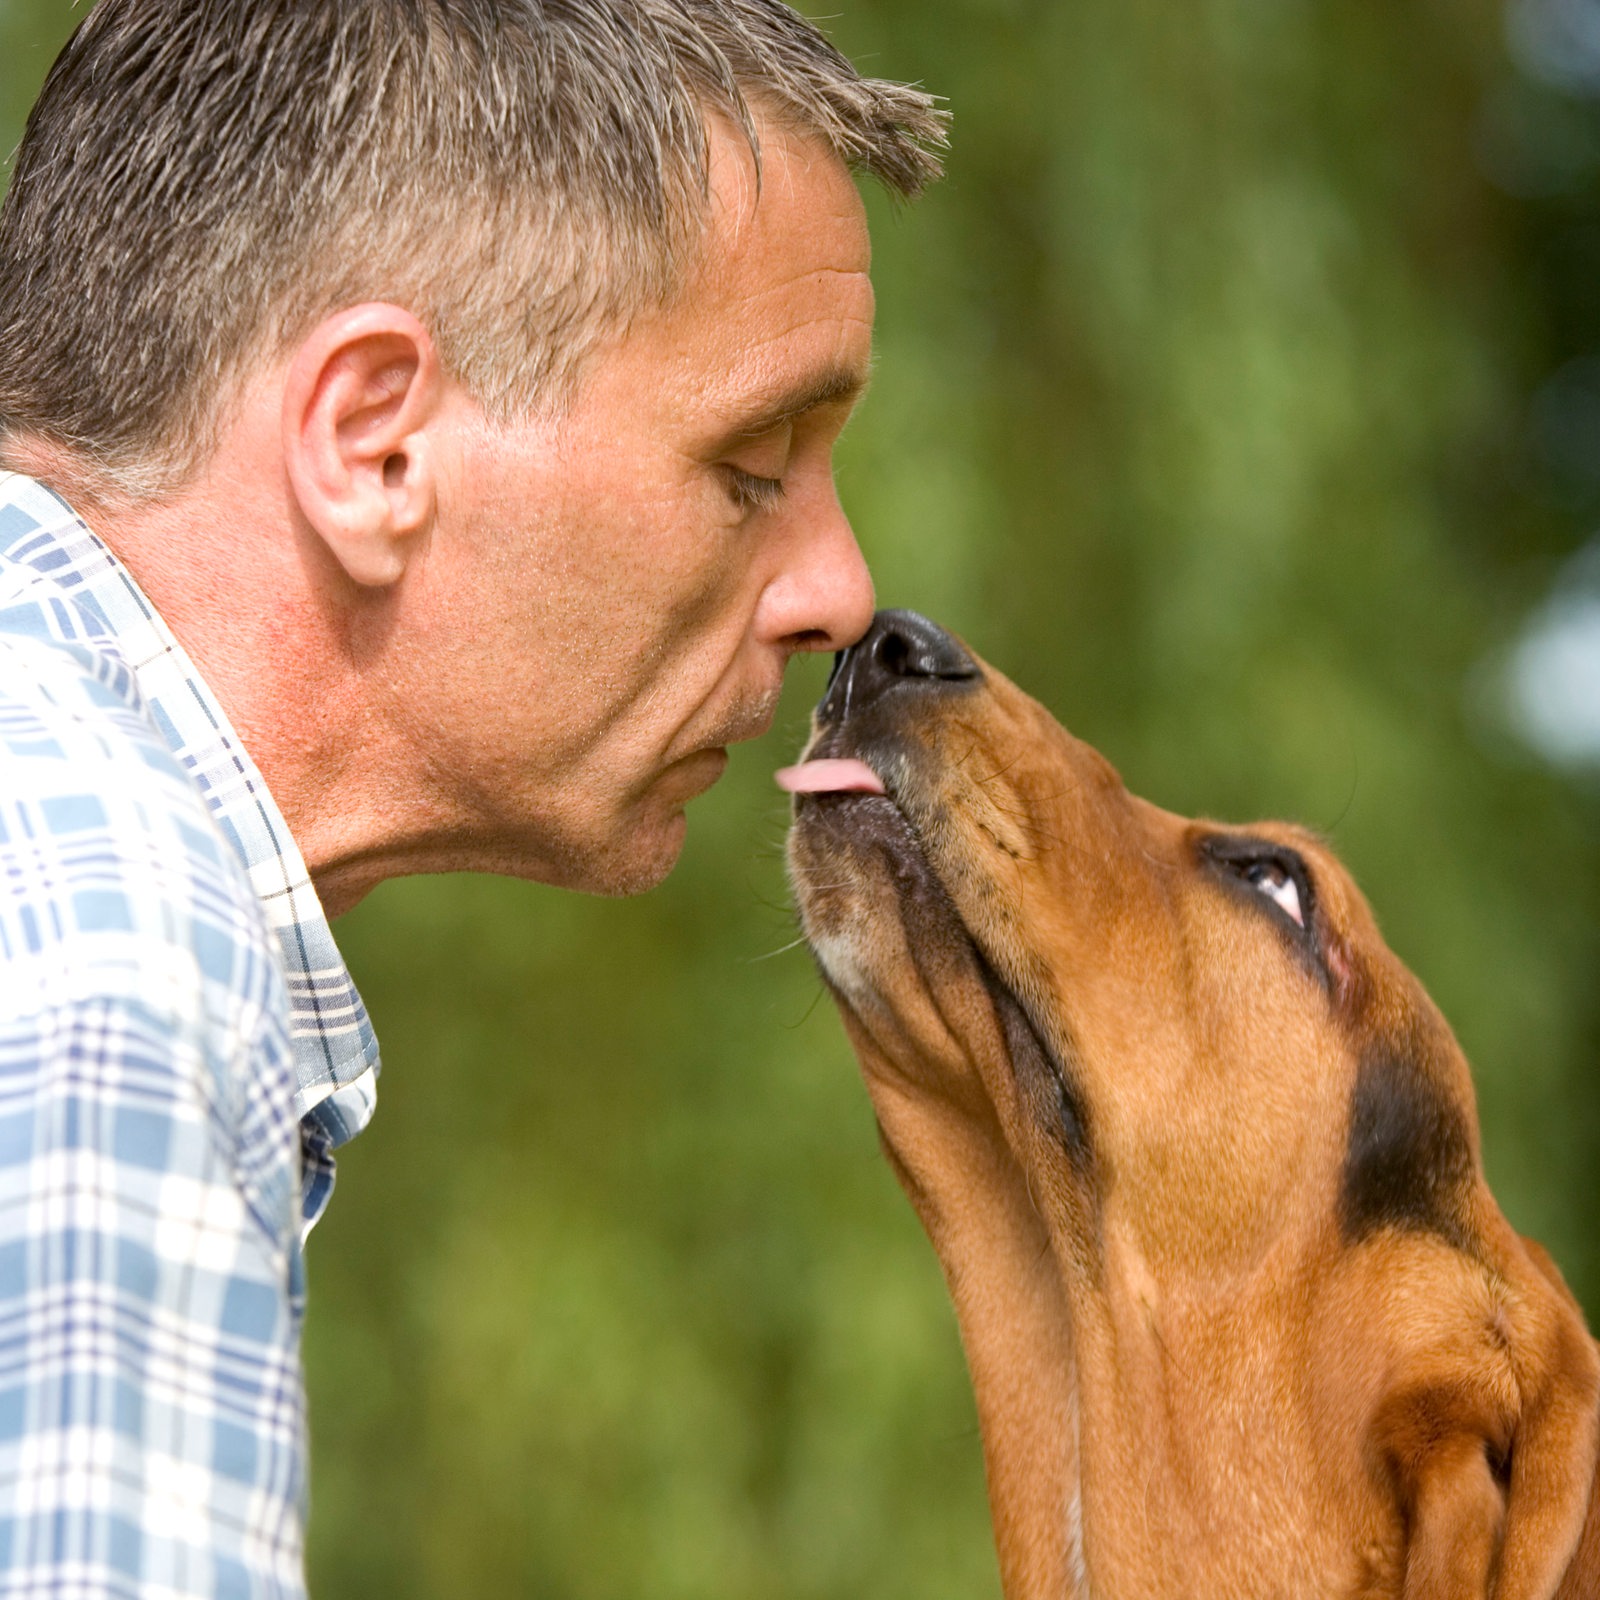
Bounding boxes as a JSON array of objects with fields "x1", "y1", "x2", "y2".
[{"x1": 726, "y1": 361, "x2": 874, "y2": 441}]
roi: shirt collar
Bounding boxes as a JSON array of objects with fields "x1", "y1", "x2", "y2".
[{"x1": 0, "y1": 470, "x2": 379, "y2": 1149}]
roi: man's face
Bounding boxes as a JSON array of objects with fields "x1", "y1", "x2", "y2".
[{"x1": 399, "y1": 116, "x2": 877, "y2": 893}]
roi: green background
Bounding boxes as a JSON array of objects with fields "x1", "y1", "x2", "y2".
[{"x1": 4, "y1": 0, "x2": 1600, "y2": 1593}]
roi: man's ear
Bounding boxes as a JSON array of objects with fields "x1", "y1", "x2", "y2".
[{"x1": 282, "y1": 304, "x2": 446, "y2": 588}]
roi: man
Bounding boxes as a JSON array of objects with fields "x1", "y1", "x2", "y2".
[{"x1": 0, "y1": 1, "x2": 942, "y2": 1592}]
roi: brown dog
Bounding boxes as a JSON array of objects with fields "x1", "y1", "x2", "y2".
[{"x1": 781, "y1": 610, "x2": 1600, "y2": 1599}]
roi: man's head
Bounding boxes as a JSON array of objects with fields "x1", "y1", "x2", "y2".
[
  {"x1": 0, "y1": 1, "x2": 944, "y2": 907},
  {"x1": 0, "y1": 0, "x2": 941, "y2": 495}
]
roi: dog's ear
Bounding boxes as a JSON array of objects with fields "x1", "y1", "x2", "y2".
[
  {"x1": 1509, "y1": 1237, "x2": 1600, "y2": 1600},
  {"x1": 1370, "y1": 1230, "x2": 1599, "y2": 1599},
  {"x1": 1329, "y1": 958, "x2": 1600, "y2": 1598}
]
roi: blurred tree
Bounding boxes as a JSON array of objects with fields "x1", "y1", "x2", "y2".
[{"x1": 0, "y1": 0, "x2": 1596, "y2": 1595}]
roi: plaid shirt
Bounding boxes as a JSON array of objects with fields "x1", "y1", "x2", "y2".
[{"x1": 0, "y1": 473, "x2": 380, "y2": 1597}]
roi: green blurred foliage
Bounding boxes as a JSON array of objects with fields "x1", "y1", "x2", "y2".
[{"x1": 3, "y1": 0, "x2": 1599, "y2": 1593}]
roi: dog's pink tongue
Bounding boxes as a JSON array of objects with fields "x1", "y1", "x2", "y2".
[{"x1": 775, "y1": 759, "x2": 886, "y2": 796}]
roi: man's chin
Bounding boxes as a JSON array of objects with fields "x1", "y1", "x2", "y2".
[
  {"x1": 516, "y1": 749, "x2": 727, "y2": 897},
  {"x1": 580, "y1": 809, "x2": 689, "y2": 898},
  {"x1": 588, "y1": 749, "x2": 732, "y2": 894}
]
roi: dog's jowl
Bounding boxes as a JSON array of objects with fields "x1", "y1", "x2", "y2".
[{"x1": 780, "y1": 609, "x2": 1600, "y2": 1600}]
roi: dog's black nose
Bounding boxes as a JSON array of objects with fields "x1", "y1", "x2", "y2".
[{"x1": 820, "y1": 609, "x2": 980, "y2": 721}]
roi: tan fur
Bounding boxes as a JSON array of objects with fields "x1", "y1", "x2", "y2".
[{"x1": 787, "y1": 646, "x2": 1600, "y2": 1599}]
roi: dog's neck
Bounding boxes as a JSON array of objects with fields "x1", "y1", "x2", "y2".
[
  {"x1": 862, "y1": 1069, "x2": 1088, "y2": 1597},
  {"x1": 1062, "y1": 1225, "x2": 1361, "y2": 1598},
  {"x1": 864, "y1": 1068, "x2": 1363, "y2": 1597}
]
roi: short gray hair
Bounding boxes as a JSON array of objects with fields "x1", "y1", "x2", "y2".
[{"x1": 0, "y1": 0, "x2": 945, "y2": 498}]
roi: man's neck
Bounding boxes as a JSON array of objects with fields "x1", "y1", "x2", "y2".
[{"x1": 7, "y1": 425, "x2": 409, "y2": 915}]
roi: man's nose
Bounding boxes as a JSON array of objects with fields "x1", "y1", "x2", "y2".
[
  {"x1": 818, "y1": 609, "x2": 980, "y2": 722},
  {"x1": 765, "y1": 497, "x2": 876, "y2": 656}
]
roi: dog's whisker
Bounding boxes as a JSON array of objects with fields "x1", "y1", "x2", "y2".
[
  {"x1": 790, "y1": 983, "x2": 831, "y2": 1028},
  {"x1": 750, "y1": 891, "x2": 800, "y2": 917}
]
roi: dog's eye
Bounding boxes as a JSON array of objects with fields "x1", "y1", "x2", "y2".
[
  {"x1": 1199, "y1": 834, "x2": 1316, "y2": 944},
  {"x1": 1243, "y1": 859, "x2": 1303, "y2": 927}
]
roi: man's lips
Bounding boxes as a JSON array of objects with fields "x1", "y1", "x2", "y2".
[{"x1": 774, "y1": 758, "x2": 886, "y2": 796}]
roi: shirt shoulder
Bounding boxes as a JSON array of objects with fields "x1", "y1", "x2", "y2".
[
  {"x1": 0, "y1": 586, "x2": 299, "y2": 1229},
  {"x1": 0, "y1": 590, "x2": 273, "y2": 988}
]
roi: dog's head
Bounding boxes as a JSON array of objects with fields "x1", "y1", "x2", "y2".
[{"x1": 784, "y1": 610, "x2": 1599, "y2": 1600}]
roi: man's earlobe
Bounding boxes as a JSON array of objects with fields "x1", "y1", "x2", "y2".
[{"x1": 282, "y1": 304, "x2": 445, "y2": 589}]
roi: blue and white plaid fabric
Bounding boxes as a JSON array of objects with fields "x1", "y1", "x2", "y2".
[{"x1": 0, "y1": 473, "x2": 381, "y2": 1596}]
